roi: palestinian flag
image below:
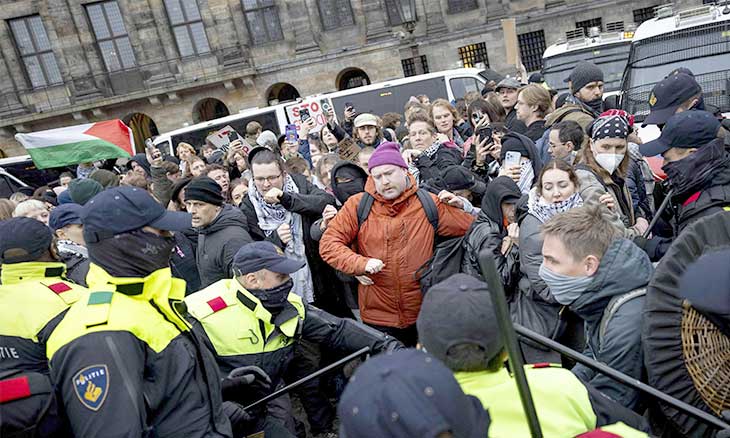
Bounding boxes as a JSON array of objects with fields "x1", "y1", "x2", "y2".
[{"x1": 15, "y1": 120, "x2": 135, "y2": 169}]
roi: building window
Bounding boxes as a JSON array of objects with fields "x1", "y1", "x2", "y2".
[
  {"x1": 242, "y1": 0, "x2": 283, "y2": 45},
  {"x1": 576, "y1": 17, "x2": 603, "y2": 35},
  {"x1": 8, "y1": 15, "x2": 63, "y2": 88},
  {"x1": 458, "y1": 42, "x2": 489, "y2": 68},
  {"x1": 401, "y1": 55, "x2": 428, "y2": 77},
  {"x1": 518, "y1": 29, "x2": 546, "y2": 72},
  {"x1": 447, "y1": 0, "x2": 478, "y2": 14},
  {"x1": 163, "y1": 0, "x2": 210, "y2": 57},
  {"x1": 86, "y1": 1, "x2": 137, "y2": 72},
  {"x1": 317, "y1": 0, "x2": 354, "y2": 31},
  {"x1": 633, "y1": 6, "x2": 657, "y2": 24}
]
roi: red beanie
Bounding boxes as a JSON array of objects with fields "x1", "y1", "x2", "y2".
[{"x1": 367, "y1": 142, "x2": 407, "y2": 172}]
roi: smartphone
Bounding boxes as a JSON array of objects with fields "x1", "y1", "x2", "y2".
[
  {"x1": 285, "y1": 124, "x2": 299, "y2": 143},
  {"x1": 504, "y1": 151, "x2": 521, "y2": 168},
  {"x1": 477, "y1": 126, "x2": 493, "y2": 144},
  {"x1": 345, "y1": 102, "x2": 354, "y2": 112},
  {"x1": 227, "y1": 130, "x2": 239, "y2": 142},
  {"x1": 300, "y1": 108, "x2": 311, "y2": 122},
  {"x1": 471, "y1": 111, "x2": 483, "y2": 124},
  {"x1": 145, "y1": 138, "x2": 161, "y2": 160}
]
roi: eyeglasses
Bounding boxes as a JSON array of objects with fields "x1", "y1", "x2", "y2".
[{"x1": 253, "y1": 173, "x2": 282, "y2": 184}]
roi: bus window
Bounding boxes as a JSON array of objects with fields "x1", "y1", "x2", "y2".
[
  {"x1": 170, "y1": 110, "x2": 281, "y2": 153},
  {"x1": 0, "y1": 174, "x2": 22, "y2": 198},
  {"x1": 331, "y1": 77, "x2": 448, "y2": 118},
  {"x1": 449, "y1": 77, "x2": 482, "y2": 100}
]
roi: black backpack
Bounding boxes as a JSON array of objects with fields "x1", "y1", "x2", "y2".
[{"x1": 357, "y1": 189, "x2": 466, "y2": 294}]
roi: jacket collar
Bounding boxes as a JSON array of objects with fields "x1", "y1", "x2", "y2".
[
  {"x1": 86, "y1": 264, "x2": 189, "y2": 331},
  {"x1": 364, "y1": 172, "x2": 418, "y2": 207},
  {"x1": 1, "y1": 261, "x2": 67, "y2": 285},
  {"x1": 232, "y1": 279, "x2": 300, "y2": 338}
]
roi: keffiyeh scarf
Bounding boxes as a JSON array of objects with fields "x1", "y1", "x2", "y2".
[
  {"x1": 248, "y1": 175, "x2": 314, "y2": 303},
  {"x1": 527, "y1": 188, "x2": 584, "y2": 224}
]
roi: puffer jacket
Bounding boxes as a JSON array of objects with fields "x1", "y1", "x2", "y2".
[
  {"x1": 461, "y1": 177, "x2": 521, "y2": 293},
  {"x1": 575, "y1": 164, "x2": 639, "y2": 238},
  {"x1": 570, "y1": 239, "x2": 653, "y2": 410},
  {"x1": 319, "y1": 174, "x2": 474, "y2": 328},
  {"x1": 195, "y1": 205, "x2": 252, "y2": 288}
]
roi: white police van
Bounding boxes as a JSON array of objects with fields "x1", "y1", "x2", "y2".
[{"x1": 619, "y1": 3, "x2": 730, "y2": 142}]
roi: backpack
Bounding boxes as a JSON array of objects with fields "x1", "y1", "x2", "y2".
[
  {"x1": 357, "y1": 189, "x2": 466, "y2": 294},
  {"x1": 598, "y1": 287, "x2": 647, "y2": 342}
]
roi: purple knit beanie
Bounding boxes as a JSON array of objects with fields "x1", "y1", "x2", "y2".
[{"x1": 367, "y1": 142, "x2": 407, "y2": 172}]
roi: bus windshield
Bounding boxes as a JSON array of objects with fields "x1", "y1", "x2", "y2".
[
  {"x1": 543, "y1": 41, "x2": 631, "y2": 93},
  {"x1": 621, "y1": 21, "x2": 730, "y2": 119}
]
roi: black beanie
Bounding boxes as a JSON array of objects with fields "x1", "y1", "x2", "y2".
[
  {"x1": 184, "y1": 176, "x2": 224, "y2": 206},
  {"x1": 566, "y1": 61, "x2": 604, "y2": 94}
]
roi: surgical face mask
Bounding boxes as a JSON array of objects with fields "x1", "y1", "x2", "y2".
[
  {"x1": 593, "y1": 151, "x2": 624, "y2": 174},
  {"x1": 538, "y1": 263, "x2": 593, "y2": 305}
]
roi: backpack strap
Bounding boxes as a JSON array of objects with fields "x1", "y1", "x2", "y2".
[
  {"x1": 415, "y1": 189, "x2": 439, "y2": 232},
  {"x1": 357, "y1": 193, "x2": 375, "y2": 227},
  {"x1": 599, "y1": 287, "x2": 646, "y2": 342}
]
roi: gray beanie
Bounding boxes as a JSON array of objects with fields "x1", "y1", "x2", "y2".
[{"x1": 565, "y1": 61, "x2": 604, "y2": 94}]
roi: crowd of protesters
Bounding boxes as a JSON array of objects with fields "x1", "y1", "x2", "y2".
[{"x1": 1, "y1": 59, "x2": 730, "y2": 438}]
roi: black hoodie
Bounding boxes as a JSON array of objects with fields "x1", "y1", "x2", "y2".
[
  {"x1": 195, "y1": 204, "x2": 252, "y2": 288},
  {"x1": 330, "y1": 160, "x2": 368, "y2": 205}
]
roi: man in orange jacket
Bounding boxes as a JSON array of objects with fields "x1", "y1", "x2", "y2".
[{"x1": 319, "y1": 142, "x2": 474, "y2": 345}]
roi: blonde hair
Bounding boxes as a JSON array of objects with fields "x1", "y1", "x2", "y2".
[
  {"x1": 0, "y1": 199, "x2": 15, "y2": 220},
  {"x1": 518, "y1": 84, "x2": 552, "y2": 118},
  {"x1": 430, "y1": 99, "x2": 458, "y2": 123},
  {"x1": 541, "y1": 205, "x2": 621, "y2": 261},
  {"x1": 177, "y1": 142, "x2": 196, "y2": 157},
  {"x1": 13, "y1": 199, "x2": 47, "y2": 218}
]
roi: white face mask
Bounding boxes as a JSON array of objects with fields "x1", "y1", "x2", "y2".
[{"x1": 593, "y1": 152, "x2": 624, "y2": 174}]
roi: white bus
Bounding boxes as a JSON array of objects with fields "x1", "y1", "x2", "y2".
[
  {"x1": 620, "y1": 3, "x2": 730, "y2": 122},
  {"x1": 153, "y1": 68, "x2": 486, "y2": 153},
  {"x1": 542, "y1": 25, "x2": 634, "y2": 94}
]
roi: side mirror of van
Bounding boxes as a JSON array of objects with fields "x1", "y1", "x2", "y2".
[{"x1": 603, "y1": 94, "x2": 619, "y2": 110}]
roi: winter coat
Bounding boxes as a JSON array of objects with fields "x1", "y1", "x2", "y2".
[
  {"x1": 575, "y1": 164, "x2": 639, "y2": 238},
  {"x1": 505, "y1": 109, "x2": 528, "y2": 134},
  {"x1": 545, "y1": 104, "x2": 595, "y2": 132},
  {"x1": 626, "y1": 157, "x2": 652, "y2": 221},
  {"x1": 171, "y1": 229, "x2": 201, "y2": 294},
  {"x1": 319, "y1": 174, "x2": 474, "y2": 328},
  {"x1": 150, "y1": 165, "x2": 174, "y2": 208},
  {"x1": 515, "y1": 214, "x2": 563, "y2": 338},
  {"x1": 461, "y1": 177, "x2": 521, "y2": 293},
  {"x1": 524, "y1": 120, "x2": 547, "y2": 143},
  {"x1": 414, "y1": 142, "x2": 464, "y2": 183},
  {"x1": 195, "y1": 204, "x2": 252, "y2": 288},
  {"x1": 240, "y1": 173, "x2": 344, "y2": 312},
  {"x1": 571, "y1": 239, "x2": 653, "y2": 410}
]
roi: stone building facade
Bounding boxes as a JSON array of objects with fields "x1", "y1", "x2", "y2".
[{"x1": 0, "y1": 0, "x2": 698, "y2": 156}]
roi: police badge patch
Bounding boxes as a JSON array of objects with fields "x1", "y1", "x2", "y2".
[
  {"x1": 72, "y1": 365, "x2": 109, "y2": 411},
  {"x1": 649, "y1": 93, "x2": 657, "y2": 107}
]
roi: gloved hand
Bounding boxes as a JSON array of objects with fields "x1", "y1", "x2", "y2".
[
  {"x1": 221, "y1": 365, "x2": 272, "y2": 406},
  {"x1": 222, "y1": 401, "x2": 259, "y2": 438}
]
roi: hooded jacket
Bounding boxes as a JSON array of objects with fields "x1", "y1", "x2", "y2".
[
  {"x1": 320, "y1": 173, "x2": 474, "y2": 328},
  {"x1": 462, "y1": 176, "x2": 521, "y2": 292},
  {"x1": 330, "y1": 161, "x2": 368, "y2": 206},
  {"x1": 570, "y1": 239, "x2": 653, "y2": 409},
  {"x1": 195, "y1": 205, "x2": 252, "y2": 288}
]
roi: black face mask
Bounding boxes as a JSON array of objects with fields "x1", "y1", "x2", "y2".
[
  {"x1": 88, "y1": 229, "x2": 175, "y2": 278},
  {"x1": 584, "y1": 97, "x2": 604, "y2": 114},
  {"x1": 248, "y1": 278, "x2": 293, "y2": 314},
  {"x1": 662, "y1": 139, "x2": 729, "y2": 196}
]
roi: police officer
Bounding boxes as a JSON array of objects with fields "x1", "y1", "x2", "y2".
[
  {"x1": 0, "y1": 217, "x2": 85, "y2": 437},
  {"x1": 46, "y1": 186, "x2": 257, "y2": 437},
  {"x1": 637, "y1": 110, "x2": 730, "y2": 260},
  {"x1": 416, "y1": 274, "x2": 648, "y2": 437},
  {"x1": 185, "y1": 241, "x2": 404, "y2": 436}
]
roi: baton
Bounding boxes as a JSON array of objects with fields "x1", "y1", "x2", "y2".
[
  {"x1": 244, "y1": 346, "x2": 370, "y2": 411},
  {"x1": 643, "y1": 188, "x2": 674, "y2": 239},
  {"x1": 513, "y1": 323, "x2": 730, "y2": 431},
  {"x1": 478, "y1": 250, "x2": 544, "y2": 438}
]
